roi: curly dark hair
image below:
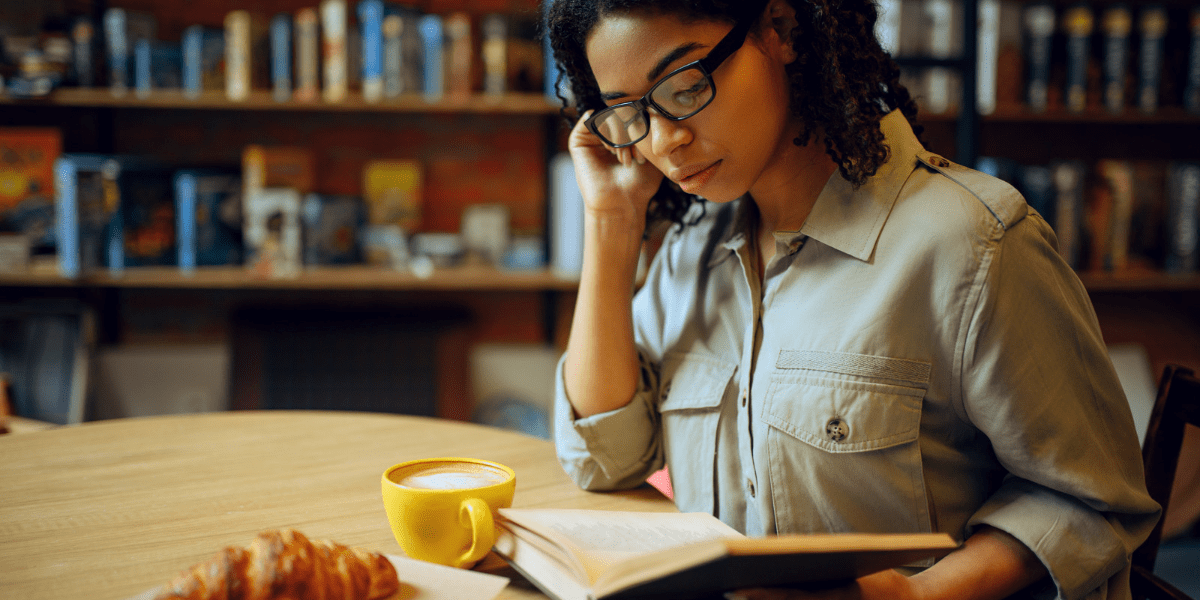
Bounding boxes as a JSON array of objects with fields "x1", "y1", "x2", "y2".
[{"x1": 544, "y1": 0, "x2": 923, "y2": 227}]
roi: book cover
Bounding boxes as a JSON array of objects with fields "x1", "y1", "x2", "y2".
[
  {"x1": 104, "y1": 8, "x2": 157, "y2": 97},
  {"x1": 922, "y1": 0, "x2": 956, "y2": 114},
  {"x1": 244, "y1": 187, "x2": 302, "y2": 278},
  {"x1": 1187, "y1": 7, "x2": 1200, "y2": 113},
  {"x1": 120, "y1": 165, "x2": 177, "y2": 268},
  {"x1": 175, "y1": 169, "x2": 243, "y2": 273},
  {"x1": 294, "y1": 8, "x2": 320, "y2": 103},
  {"x1": 445, "y1": 12, "x2": 472, "y2": 100},
  {"x1": 550, "y1": 152, "x2": 584, "y2": 279},
  {"x1": 481, "y1": 13, "x2": 507, "y2": 96},
  {"x1": 271, "y1": 13, "x2": 292, "y2": 103},
  {"x1": 1063, "y1": 4, "x2": 1094, "y2": 113},
  {"x1": 1137, "y1": 5, "x2": 1168, "y2": 114},
  {"x1": 977, "y1": 0, "x2": 1000, "y2": 115},
  {"x1": 0, "y1": 128, "x2": 62, "y2": 259},
  {"x1": 420, "y1": 14, "x2": 444, "y2": 101},
  {"x1": 1017, "y1": 164, "x2": 1056, "y2": 225},
  {"x1": 1164, "y1": 162, "x2": 1200, "y2": 273},
  {"x1": 182, "y1": 25, "x2": 225, "y2": 99},
  {"x1": 242, "y1": 145, "x2": 316, "y2": 197},
  {"x1": 1094, "y1": 159, "x2": 1135, "y2": 271},
  {"x1": 1129, "y1": 160, "x2": 1168, "y2": 269},
  {"x1": 55, "y1": 154, "x2": 122, "y2": 278},
  {"x1": 301, "y1": 193, "x2": 364, "y2": 265},
  {"x1": 1023, "y1": 2, "x2": 1056, "y2": 112},
  {"x1": 493, "y1": 508, "x2": 957, "y2": 600},
  {"x1": 362, "y1": 159, "x2": 423, "y2": 232},
  {"x1": 358, "y1": 0, "x2": 385, "y2": 103},
  {"x1": 321, "y1": 0, "x2": 349, "y2": 103},
  {"x1": 224, "y1": 11, "x2": 269, "y2": 101},
  {"x1": 1101, "y1": 5, "x2": 1133, "y2": 113},
  {"x1": 72, "y1": 17, "x2": 96, "y2": 88},
  {"x1": 1053, "y1": 160, "x2": 1087, "y2": 269}
]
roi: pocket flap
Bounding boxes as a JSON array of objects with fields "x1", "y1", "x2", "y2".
[{"x1": 659, "y1": 353, "x2": 736, "y2": 412}]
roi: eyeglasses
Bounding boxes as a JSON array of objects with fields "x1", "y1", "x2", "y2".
[{"x1": 585, "y1": 8, "x2": 762, "y2": 148}]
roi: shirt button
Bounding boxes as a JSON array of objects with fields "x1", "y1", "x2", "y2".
[
  {"x1": 931, "y1": 155, "x2": 950, "y2": 168},
  {"x1": 740, "y1": 389, "x2": 749, "y2": 407},
  {"x1": 825, "y1": 418, "x2": 849, "y2": 442},
  {"x1": 746, "y1": 479, "x2": 756, "y2": 497}
]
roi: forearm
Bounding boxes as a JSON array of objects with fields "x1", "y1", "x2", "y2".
[
  {"x1": 905, "y1": 526, "x2": 1048, "y2": 600},
  {"x1": 563, "y1": 208, "x2": 646, "y2": 418}
]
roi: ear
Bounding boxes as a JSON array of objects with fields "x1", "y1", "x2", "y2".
[{"x1": 765, "y1": 0, "x2": 799, "y2": 63}]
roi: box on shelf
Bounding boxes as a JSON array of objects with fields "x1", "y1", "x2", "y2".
[
  {"x1": 302, "y1": 193, "x2": 364, "y2": 265},
  {"x1": 244, "y1": 186, "x2": 302, "y2": 278},
  {"x1": 174, "y1": 169, "x2": 243, "y2": 272}
]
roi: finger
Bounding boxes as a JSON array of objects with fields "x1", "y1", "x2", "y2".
[{"x1": 631, "y1": 145, "x2": 647, "y2": 165}]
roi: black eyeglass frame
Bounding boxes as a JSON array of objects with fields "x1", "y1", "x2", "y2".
[{"x1": 584, "y1": 6, "x2": 765, "y2": 148}]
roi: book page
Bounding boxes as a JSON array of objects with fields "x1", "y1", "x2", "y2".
[{"x1": 499, "y1": 509, "x2": 742, "y2": 585}]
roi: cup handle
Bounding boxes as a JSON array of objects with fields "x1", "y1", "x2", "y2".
[{"x1": 456, "y1": 498, "x2": 494, "y2": 568}]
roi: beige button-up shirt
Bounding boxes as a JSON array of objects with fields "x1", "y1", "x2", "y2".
[{"x1": 554, "y1": 111, "x2": 1160, "y2": 600}]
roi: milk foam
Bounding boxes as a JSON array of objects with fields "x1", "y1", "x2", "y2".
[{"x1": 392, "y1": 463, "x2": 509, "y2": 490}]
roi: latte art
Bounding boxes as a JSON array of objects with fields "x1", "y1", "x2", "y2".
[{"x1": 391, "y1": 463, "x2": 510, "y2": 490}]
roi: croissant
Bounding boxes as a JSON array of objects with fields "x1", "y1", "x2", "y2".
[{"x1": 152, "y1": 529, "x2": 400, "y2": 600}]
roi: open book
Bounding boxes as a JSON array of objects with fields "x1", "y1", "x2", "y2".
[{"x1": 492, "y1": 508, "x2": 958, "y2": 600}]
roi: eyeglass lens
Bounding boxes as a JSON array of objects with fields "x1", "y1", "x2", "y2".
[{"x1": 591, "y1": 65, "x2": 715, "y2": 147}]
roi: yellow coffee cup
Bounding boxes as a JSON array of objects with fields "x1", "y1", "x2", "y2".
[{"x1": 381, "y1": 457, "x2": 516, "y2": 568}]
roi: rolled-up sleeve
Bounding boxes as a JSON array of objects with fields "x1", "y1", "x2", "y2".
[
  {"x1": 554, "y1": 350, "x2": 664, "y2": 490},
  {"x1": 960, "y1": 213, "x2": 1161, "y2": 600}
]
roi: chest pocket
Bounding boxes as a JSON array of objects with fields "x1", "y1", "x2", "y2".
[
  {"x1": 658, "y1": 352, "x2": 736, "y2": 514},
  {"x1": 763, "y1": 350, "x2": 935, "y2": 546}
]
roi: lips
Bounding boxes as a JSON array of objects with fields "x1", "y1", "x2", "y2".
[{"x1": 672, "y1": 160, "x2": 721, "y2": 194}]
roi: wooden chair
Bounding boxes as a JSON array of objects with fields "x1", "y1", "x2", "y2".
[{"x1": 1131, "y1": 365, "x2": 1200, "y2": 600}]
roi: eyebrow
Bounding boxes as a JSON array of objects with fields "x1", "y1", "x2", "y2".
[{"x1": 598, "y1": 42, "x2": 707, "y2": 103}]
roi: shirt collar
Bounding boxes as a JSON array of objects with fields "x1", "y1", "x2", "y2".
[
  {"x1": 800, "y1": 110, "x2": 922, "y2": 262},
  {"x1": 710, "y1": 110, "x2": 921, "y2": 266}
]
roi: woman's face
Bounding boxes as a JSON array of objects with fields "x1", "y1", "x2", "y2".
[{"x1": 585, "y1": 9, "x2": 799, "y2": 203}]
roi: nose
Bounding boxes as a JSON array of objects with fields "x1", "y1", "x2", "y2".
[{"x1": 644, "y1": 111, "x2": 692, "y2": 157}]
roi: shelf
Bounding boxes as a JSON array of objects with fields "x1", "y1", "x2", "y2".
[
  {"x1": 0, "y1": 265, "x2": 581, "y2": 292},
  {"x1": 917, "y1": 105, "x2": 1200, "y2": 125},
  {"x1": 1077, "y1": 269, "x2": 1200, "y2": 292},
  {"x1": 0, "y1": 88, "x2": 562, "y2": 115}
]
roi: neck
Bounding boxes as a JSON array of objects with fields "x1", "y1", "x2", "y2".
[{"x1": 749, "y1": 131, "x2": 838, "y2": 235}]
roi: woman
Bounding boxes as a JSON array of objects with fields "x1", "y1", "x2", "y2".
[{"x1": 544, "y1": 0, "x2": 1161, "y2": 598}]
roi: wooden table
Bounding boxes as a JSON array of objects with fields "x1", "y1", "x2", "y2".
[{"x1": 0, "y1": 411, "x2": 675, "y2": 600}]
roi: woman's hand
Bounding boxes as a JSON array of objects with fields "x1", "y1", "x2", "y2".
[
  {"x1": 568, "y1": 111, "x2": 664, "y2": 226},
  {"x1": 725, "y1": 569, "x2": 920, "y2": 600}
]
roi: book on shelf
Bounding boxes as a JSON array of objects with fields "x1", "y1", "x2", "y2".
[
  {"x1": 1093, "y1": 159, "x2": 1135, "y2": 272},
  {"x1": 492, "y1": 508, "x2": 958, "y2": 600},
  {"x1": 1017, "y1": 163, "x2": 1056, "y2": 226},
  {"x1": 1129, "y1": 161, "x2": 1169, "y2": 270},
  {"x1": 481, "y1": 13, "x2": 508, "y2": 96},
  {"x1": 294, "y1": 7, "x2": 320, "y2": 103},
  {"x1": 174, "y1": 169, "x2": 243, "y2": 273},
  {"x1": 358, "y1": 0, "x2": 385, "y2": 103},
  {"x1": 445, "y1": 12, "x2": 472, "y2": 99},
  {"x1": 977, "y1": 0, "x2": 1000, "y2": 115},
  {"x1": 1023, "y1": 2, "x2": 1056, "y2": 112},
  {"x1": 271, "y1": 13, "x2": 292, "y2": 103},
  {"x1": 550, "y1": 152, "x2": 584, "y2": 279},
  {"x1": 182, "y1": 25, "x2": 225, "y2": 99},
  {"x1": 120, "y1": 163, "x2": 177, "y2": 269},
  {"x1": 1137, "y1": 5, "x2": 1168, "y2": 114},
  {"x1": 922, "y1": 0, "x2": 958, "y2": 114},
  {"x1": 362, "y1": 159, "x2": 423, "y2": 233},
  {"x1": 875, "y1": 0, "x2": 901, "y2": 56},
  {"x1": 1187, "y1": 7, "x2": 1200, "y2": 113},
  {"x1": 71, "y1": 17, "x2": 96, "y2": 88},
  {"x1": 244, "y1": 187, "x2": 302, "y2": 278},
  {"x1": 134, "y1": 40, "x2": 182, "y2": 98},
  {"x1": 1063, "y1": 3, "x2": 1094, "y2": 113},
  {"x1": 225, "y1": 10, "x2": 269, "y2": 102},
  {"x1": 0, "y1": 128, "x2": 61, "y2": 265},
  {"x1": 1165, "y1": 162, "x2": 1200, "y2": 274},
  {"x1": 420, "y1": 14, "x2": 444, "y2": 101},
  {"x1": 302, "y1": 193, "x2": 364, "y2": 265},
  {"x1": 103, "y1": 8, "x2": 156, "y2": 97},
  {"x1": 1102, "y1": 5, "x2": 1133, "y2": 114},
  {"x1": 1053, "y1": 160, "x2": 1088, "y2": 270},
  {"x1": 321, "y1": 0, "x2": 349, "y2": 103}
]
